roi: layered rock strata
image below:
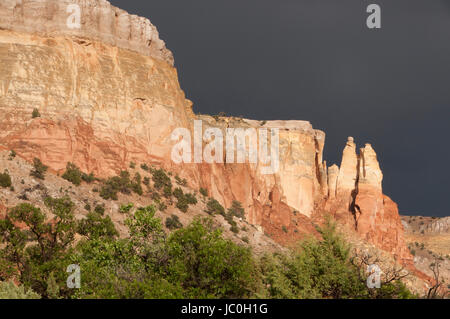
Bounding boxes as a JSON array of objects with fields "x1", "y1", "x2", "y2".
[
  {"x1": 0, "y1": 0, "x2": 173, "y2": 64},
  {"x1": 0, "y1": 0, "x2": 412, "y2": 264}
]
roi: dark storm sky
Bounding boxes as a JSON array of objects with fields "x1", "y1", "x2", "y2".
[{"x1": 109, "y1": 0, "x2": 450, "y2": 217}]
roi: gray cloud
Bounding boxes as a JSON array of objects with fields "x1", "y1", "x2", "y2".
[{"x1": 109, "y1": 0, "x2": 450, "y2": 217}]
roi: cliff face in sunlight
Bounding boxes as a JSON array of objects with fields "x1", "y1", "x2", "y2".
[{"x1": 0, "y1": 0, "x2": 412, "y2": 264}]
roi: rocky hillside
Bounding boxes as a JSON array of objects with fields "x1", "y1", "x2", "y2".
[
  {"x1": 0, "y1": 0, "x2": 436, "y2": 292},
  {"x1": 0, "y1": 150, "x2": 284, "y2": 255},
  {"x1": 401, "y1": 215, "x2": 450, "y2": 294},
  {"x1": 402, "y1": 216, "x2": 450, "y2": 236},
  {"x1": 0, "y1": 151, "x2": 433, "y2": 295}
]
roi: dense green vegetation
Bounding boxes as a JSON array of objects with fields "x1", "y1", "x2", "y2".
[
  {"x1": 62, "y1": 163, "x2": 83, "y2": 186},
  {"x1": 62, "y1": 162, "x2": 95, "y2": 186},
  {"x1": 165, "y1": 215, "x2": 183, "y2": 230},
  {"x1": 0, "y1": 281, "x2": 40, "y2": 299},
  {"x1": 0, "y1": 195, "x2": 416, "y2": 299},
  {"x1": 119, "y1": 203, "x2": 134, "y2": 214},
  {"x1": 151, "y1": 168, "x2": 172, "y2": 190},
  {"x1": 99, "y1": 171, "x2": 143, "y2": 200},
  {"x1": 173, "y1": 187, "x2": 197, "y2": 213}
]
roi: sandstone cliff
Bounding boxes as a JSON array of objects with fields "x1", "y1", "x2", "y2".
[
  {"x1": 0, "y1": 0, "x2": 173, "y2": 64},
  {"x1": 0, "y1": 0, "x2": 412, "y2": 264}
]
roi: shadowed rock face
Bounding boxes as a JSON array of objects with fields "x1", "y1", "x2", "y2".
[{"x1": 0, "y1": 0, "x2": 411, "y2": 264}]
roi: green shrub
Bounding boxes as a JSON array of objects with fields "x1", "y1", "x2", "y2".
[
  {"x1": 100, "y1": 183, "x2": 118, "y2": 200},
  {"x1": 0, "y1": 171, "x2": 12, "y2": 188},
  {"x1": 230, "y1": 224, "x2": 240, "y2": 234},
  {"x1": 62, "y1": 162, "x2": 82, "y2": 186},
  {"x1": 173, "y1": 187, "x2": 184, "y2": 200},
  {"x1": 141, "y1": 163, "x2": 149, "y2": 171},
  {"x1": 74, "y1": 213, "x2": 256, "y2": 299},
  {"x1": 46, "y1": 272, "x2": 60, "y2": 299},
  {"x1": 81, "y1": 172, "x2": 95, "y2": 184},
  {"x1": 30, "y1": 158, "x2": 48, "y2": 180},
  {"x1": 129, "y1": 162, "x2": 136, "y2": 169},
  {"x1": 131, "y1": 173, "x2": 143, "y2": 196},
  {"x1": 258, "y1": 253, "x2": 298, "y2": 299},
  {"x1": 260, "y1": 220, "x2": 414, "y2": 299},
  {"x1": 143, "y1": 177, "x2": 150, "y2": 186},
  {"x1": 185, "y1": 193, "x2": 198, "y2": 205},
  {"x1": 227, "y1": 200, "x2": 245, "y2": 219},
  {"x1": 163, "y1": 185, "x2": 173, "y2": 198},
  {"x1": 0, "y1": 198, "x2": 77, "y2": 298},
  {"x1": 173, "y1": 188, "x2": 197, "y2": 213},
  {"x1": 120, "y1": 203, "x2": 134, "y2": 214},
  {"x1": 175, "y1": 175, "x2": 187, "y2": 186},
  {"x1": 225, "y1": 214, "x2": 237, "y2": 230},
  {"x1": 0, "y1": 281, "x2": 41, "y2": 299},
  {"x1": 151, "y1": 191, "x2": 161, "y2": 202},
  {"x1": 205, "y1": 198, "x2": 225, "y2": 216},
  {"x1": 94, "y1": 205, "x2": 105, "y2": 216},
  {"x1": 173, "y1": 188, "x2": 188, "y2": 212},
  {"x1": 32, "y1": 108, "x2": 41, "y2": 118},
  {"x1": 165, "y1": 218, "x2": 255, "y2": 298},
  {"x1": 258, "y1": 221, "x2": 368, "y2": 299},
  {"x1": 199, "y1": 188, "x2": 208, "y2": 197},
  {"x1": 165, "y1": 215, "x2": 183, "y2": 230},
  {"x1": 77, "y1": 212, "x2": 119, "y2": 240},
  {"x1": 152, "y1": 169, "x2": 172, "y2": 190},
  {"x1": 158, "y1": 201, "x2": 167, "y2": 212},
  {"x1": 209, "y1": 200, "x2": 244, "y2": 230},
  {"x1": 375, "y1": 281, "x2": 416, "y2": 299},
  {"x1": 100, "y1": 171, "x2": 142, "y2": 200},
  {"x1": 8, "y1": 150, "x2": 16, "y2": 161},
  {"x1": 176, "y1": 201, "x2": 189, "y2": 213}
]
